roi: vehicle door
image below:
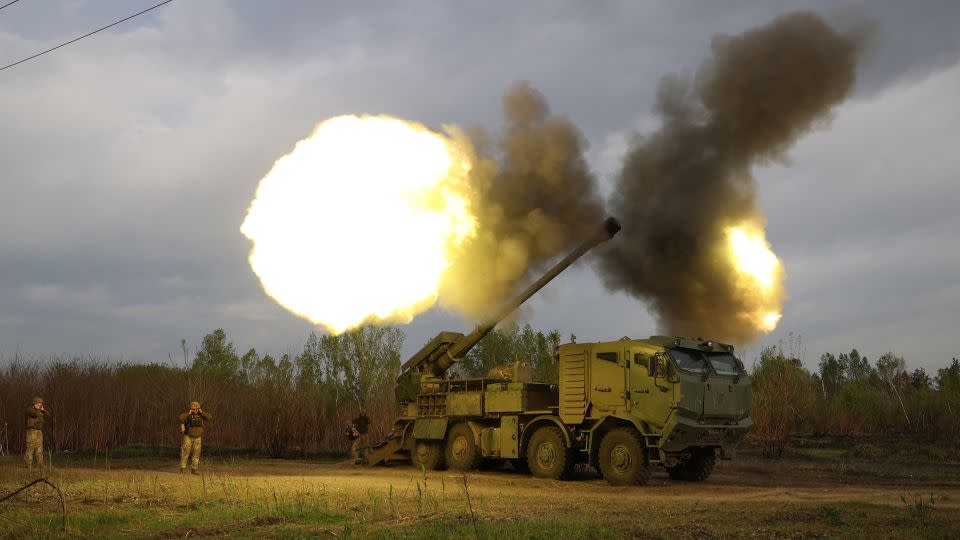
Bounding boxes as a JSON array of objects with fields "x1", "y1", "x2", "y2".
[
  {"x1": 702, "y1": 352, "x2": 747, "y2": 420},
  {"x1": 627, "y1": 347, "x2": 674, "y2": 431},
  {"x1": 668, "y1": 349, "x2": 708, "y2": 420}
]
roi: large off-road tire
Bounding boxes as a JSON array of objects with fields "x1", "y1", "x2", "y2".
[
  {"x1": 667, "y1": 448, "x2": 716, "y2": 482},
  {"x1": 526, "y1": 426, "x2": 573, "y2": 480},
  {"x1": 598, "y1": 427, "x2": 651, "y2": 486},
  {"x1": 413, "y1": 440, "x2": 446, "y2": 471},
  {"x1": 445, "y1": 423, "x2": 481, "y2": 471}
]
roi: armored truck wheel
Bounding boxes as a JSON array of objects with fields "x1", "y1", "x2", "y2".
[
  {"x1": 445, "y1": 423, "x2": 481, "y2": 471},
  {"x1": 413, "y1": 440, "x2": 446, "y2": 471},
  {"x1": 598, "y1": 428, "x2": 651, "y2": 486},
  {"x1": 667, "y1": 448, "x2": 715, "y2": 482},
  {"x1": 527, "y1": 426, "x2": 573, "y2": 479}
]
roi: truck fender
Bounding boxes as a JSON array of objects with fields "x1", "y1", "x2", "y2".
[
  {"x1": 520, "y1": 415, "x2": 572, "y2": 453},
  {"x1": 588, "y1": 415, "x2": 650, "y2": 439},
  {"x1": 412, "y1": 418, "x2": 448, "y2": 440},
  {"x1": 464, "y1": 420, "x2": 486, "y2": 447}
]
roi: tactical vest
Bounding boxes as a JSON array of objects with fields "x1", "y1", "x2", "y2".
[
  {"x1": 25, "y1": 408, "x2": 46, "y2": 430},
  {"x1": 183, "y1": 413, "x2": 205, "y2": 437}
]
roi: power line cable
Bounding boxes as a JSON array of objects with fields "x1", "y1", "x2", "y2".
[
  {"x1": 0, "y1": 0, "x2": 24, "y2": 12},
  {"x1": 0, "y1": 0, "x2": 175, "y2": 72}
]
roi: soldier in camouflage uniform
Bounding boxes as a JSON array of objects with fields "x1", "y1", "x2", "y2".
[
  {"x1": 348, "y1": 412, "x2": 369, "y2": 464},
  {"x1": 344, "y1": 422, "x2": 359, "y2": 462},
  {"x1": 24, "y1": 396, "x2": 48, "y2": 470},
  {"x1": 178, "y1": 401, "x2": 212, "y2": 474}
]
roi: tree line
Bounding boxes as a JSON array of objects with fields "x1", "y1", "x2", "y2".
[
  {"x1": 750, "y1": 335, "x2": 960, "y2": 457},
  {"x1": 1, "y1": 327, "x2": 957, "y2": 458}
]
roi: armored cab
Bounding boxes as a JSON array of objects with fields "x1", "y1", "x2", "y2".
[{"x1": 555, "y1": 335, "x2": 752, "y2": 484}]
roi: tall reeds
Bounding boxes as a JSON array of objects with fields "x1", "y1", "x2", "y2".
[{"x1": 0, "y1": 327, "x2": 403, "y2": 455}]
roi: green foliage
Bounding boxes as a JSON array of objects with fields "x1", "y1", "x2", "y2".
[
  {"x1": 818, "y1": 504, "x2": 842, "y2": 526},
  {"x1": 876, "y1": 352, "x2": 906, "y2": 384},
  {"x1": 936, "y1": 358, "x2": 960, "y2": 392},
  {"x1": 818, "y1": 352, "x2": 845, "y2": 396},
  {"x1": 239, "y1": 348, "x2": 259, "y2": 382},
  {"x1": 900, "y1": 492, "x2": 939, "y2": 529},
  {"x1": 757, "y1": 338, "x2": 960, "y2": 441},
  {"x1": 459, "y1": 324, "x2": 561, "y2": 382},
  {"x1": 413, "y1": 463, "x2": 442, "y2": 516},
  {"x1": 316, "y1": 325, "x2": 404, "y2": 409},
  {"x1": 842, "y1": 348, "x2": 874, "y2": 383},
  {"x1": 750, "y1": 344, "x2": 811, "y2": 458},
  {"x1": 193, "y1": 329, "x2": 240, "y2": 379},
  {"x1": 911, "y1": 368, "x2": 931, "y2": 390}
]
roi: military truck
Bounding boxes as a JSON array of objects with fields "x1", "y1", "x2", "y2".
[{"x1": 367, "y1": 217, "x2": 753, "y2": 485}]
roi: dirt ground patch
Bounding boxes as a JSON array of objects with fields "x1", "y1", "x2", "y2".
[{"x1": 1, "y1": 448, "x2": 958, "y2": 538}]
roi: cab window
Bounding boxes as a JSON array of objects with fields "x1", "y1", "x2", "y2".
[
  {"x1": 596, "y1": 351, "x2": 619, "y2": 363},
  {"x1": 669, "y1": 349, "x2": 708, "y2": 373},
  {"x1": 633, "y1": 353, "x2": 648, "y2": 370},
  {"x1": 705, "y1": 353, "x2": 742, "y2": 375}
]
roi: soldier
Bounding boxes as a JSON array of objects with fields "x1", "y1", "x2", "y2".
[
  {"x1": 24, "y1": 396, "x2": 48, "y2": 470},
  {"x1": 351, "y1": 411, "x2": 370, "y2": 464},
  {"x1": 178, "y1": 401, "x2": 212, "y2": 475},
  {"x1": 344, "y1": 422, "x2": 360, "y2": 463}
]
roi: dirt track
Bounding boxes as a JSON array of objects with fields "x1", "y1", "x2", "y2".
[
  {"x1": 108, "y1": 452, "x2": 960, "y2": 520},
  {"x1": 11, "y1": 452, "x2": 960, "y2": 508},
  {"x1": 2, "y1": 451, "x2": 959, "y2": 538}
]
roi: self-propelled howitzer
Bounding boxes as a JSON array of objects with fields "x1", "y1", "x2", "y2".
[{"x1": 366, "y1": 215, "x2": 753, "y2": 486}]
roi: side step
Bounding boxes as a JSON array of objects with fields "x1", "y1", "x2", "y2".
[{"x1": 645, "y1": 434, "x2": 664, "y2": 465}]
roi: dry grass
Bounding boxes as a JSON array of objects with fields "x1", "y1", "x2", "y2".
[{"x1": 0, "y1": 445, "x2": 959, "y2": 539}]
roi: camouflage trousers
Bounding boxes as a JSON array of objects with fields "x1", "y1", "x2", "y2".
[
  {"x1": 180, "y1": 435, "x2": 202, "y2": 471},
  {"x1": 351, "y1": 434, "x2": 368, "y2": 462},
  {"x1": 24, "y1": 429, "x2": 43, "y2": 469}
]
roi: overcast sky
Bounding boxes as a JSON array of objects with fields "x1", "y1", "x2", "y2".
[{"x1": 1, "y1": 1, "x2": 958, "y2": 372}]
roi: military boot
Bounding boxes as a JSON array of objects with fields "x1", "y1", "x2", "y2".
[{"x1": 191, "y1": 469, "x2": 200, "y2": 475}]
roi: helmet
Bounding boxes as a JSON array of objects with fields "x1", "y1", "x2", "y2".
[
  {"x1": 189, "y1": 401, "x2": 201, "y2": 409},
  {"x1": 33, "y1": 396, "x2": 44, "y2": 404}
]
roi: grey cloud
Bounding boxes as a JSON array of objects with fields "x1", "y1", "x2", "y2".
[
  {"x1": 1, "y1": 1, "x2": 958, "y2": 371},
  {"x1": 748, "y1": 61, "x2": 960, "y2": 368}
]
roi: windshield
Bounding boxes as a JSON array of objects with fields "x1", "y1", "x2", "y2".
[
  {"x1": 705, "y1": 353, "x2": 742, "y2": 375},
  {"x1": 669, "y1": 349, "x2": 708, "y2": 373},
  {"x1": 668, "y1": 349, "x2": 743, "y2": 376}
]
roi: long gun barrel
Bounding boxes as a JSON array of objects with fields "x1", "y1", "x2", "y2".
[{"x1": 424, "y1": 216, "x2": 621, "y2": 377}]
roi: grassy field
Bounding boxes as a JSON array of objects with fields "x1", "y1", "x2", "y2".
[{"x1": 0, "y1": 441, "x2": 958, "y2": 539}]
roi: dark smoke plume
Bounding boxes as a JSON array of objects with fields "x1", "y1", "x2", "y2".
[
  {"x1": 439, "y1": 82, "x2": 605, "y2": 320},
  {"x1": 598, "y1": 11, "x2": 862, "y2": 343}
]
